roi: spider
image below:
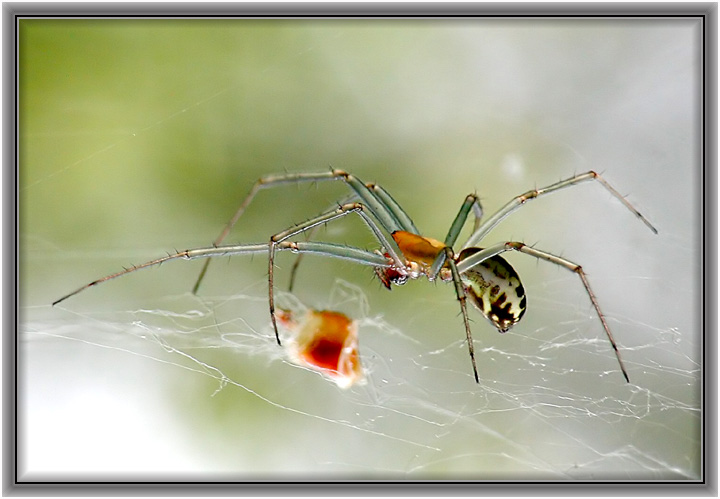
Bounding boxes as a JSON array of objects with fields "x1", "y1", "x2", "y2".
[{"x1": 53, "y1": 169, "x2": 657, "y2": 384}]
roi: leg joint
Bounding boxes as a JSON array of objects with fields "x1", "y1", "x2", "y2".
[
  {"x1": 339, "y1": 202, "x2": 364, "y2": 212},
  {"x1": 506, "y1": 241, "x2": 525, "y2": 251},
  {"x1": 519, "y1": 190, "x2": 540, "y2": 203}
]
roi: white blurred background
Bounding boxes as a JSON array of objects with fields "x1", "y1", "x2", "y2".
[{"x1": 19, "y1": 19, "x2": 700, "y2": 480}]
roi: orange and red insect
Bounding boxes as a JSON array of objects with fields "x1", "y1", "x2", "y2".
[{"x1": 275, "y1": 308, "x2": 364, "y2": 389}]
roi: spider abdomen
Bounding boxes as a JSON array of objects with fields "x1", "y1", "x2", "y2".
[{"x1": 458, "y1": 248, "x2": 527, "y2": 332}]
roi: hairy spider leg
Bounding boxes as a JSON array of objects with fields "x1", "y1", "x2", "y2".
[
  {"x1": 286, "y1": 184, "x2": 420, "y2": 293},
  {"x1": 193, "y1": 170, "x2": 417, "y2": 294},
  {"x1": 286, "y1": 192, "x2": 358, "y2": 293},
  {"x1": 52, "y1": 240, "x2": 391, "y2": 307},
  {"x1": 457, "y1": 241, "x2": 631, "y2": 383},
  {"x1": 443, "y1": 246, "x2": 480, "y2": 383},
  {"x1": 464, "y1": 171, "x2": 658, "y2": 250},
  {"x1": 268, "y1": 202, "x2": 409, "y2": 346},
  {"x1": 365, "y1": 183, "x2": 420, "y2": 235}
]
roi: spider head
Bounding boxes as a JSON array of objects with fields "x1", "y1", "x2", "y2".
[{"x1": 458, "y1": 247, "x2": 527, "y2": 333}]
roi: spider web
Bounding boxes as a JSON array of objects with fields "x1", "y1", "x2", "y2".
[
  {"x1": 18, "y1": 17, "x2": 702, "y2": 482},
  {"x1": 21, "y1": 257, "x2": 700, "y2": 480}
]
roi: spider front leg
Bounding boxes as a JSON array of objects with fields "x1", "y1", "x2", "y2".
[
  {"x1": 286, "y1": 182, "x2": 420, "y2": 292},
  {"x1": 457, "y1": 242, "x2": 630, "y2": 383},
  {"x1": 193, "y1": 172, "x2": 339, "y2": 294},
  {"x1": 52, "y1": 240, "x2": 391, "y2": 307},
  {"x1": 267, "y1": 202, "x2": 408, "y2": 345},
  {"x1": 193, "y1": 169, "x2": 411, "y2": 294}
]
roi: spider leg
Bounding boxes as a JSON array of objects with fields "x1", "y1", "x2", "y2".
[
  {"x1": 457, "y1": 242, "x2": 630, "y2": 383},
  {"x1": 287, "y1": 223, "x2": 324, "y2": 293},
  {"x1": 463, "y1": 171, "x2": 658, "y2": 250},
  {"x1": 52, "y1": 249, "x2": 210, "y2": 306},
  {"x1": 193, "y1": 170, "x2": 412, "y2": 294},
  {"x1": 287, "y1": 183, "x2": 421, "y2": 292},
  {"x1": 443, "y1": 246, "x2": 480, "y2": 383},
  {"x1": 268, "y1": 202, "x2": 408, "y2": 345},
  {"x1": 366, "y1": 183, "x2": 420, "y2": 234},
  {"x1": 427, "y1": 193, "x2": 484, "y2": 279},
  {"x1": 287, "y1": 192, "x2": 358, "y2": 292},
  {"x1": 52, "y1": 240, "x2": 389, "y2": 306}
]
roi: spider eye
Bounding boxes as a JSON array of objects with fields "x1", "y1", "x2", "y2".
[{"x1": 459, "y1": 249, "x2": 527, "y2": 332}]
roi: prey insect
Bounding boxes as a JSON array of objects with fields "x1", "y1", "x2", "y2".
[
  {"x1": 275, "y1": 307, "x2": 364, "y2": 389},
  {"x1": 54, "y1": 170, "x2": 657, "y2": 383}
]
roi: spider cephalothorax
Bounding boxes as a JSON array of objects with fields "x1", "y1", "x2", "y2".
[
  {"x1": 374, "y1": 231, "x2": 446, "y2": 288},
  {"x1": 54, "y1": 169, "x2": 656, "y2": 384}
]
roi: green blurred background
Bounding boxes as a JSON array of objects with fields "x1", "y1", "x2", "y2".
[{"x1": 19, "y1": 19, "x2": 701, "y2": 480}]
